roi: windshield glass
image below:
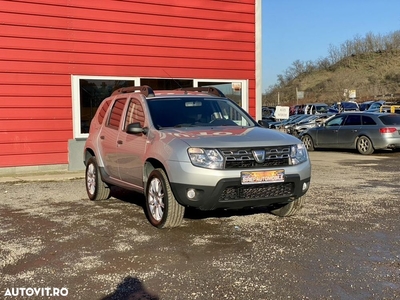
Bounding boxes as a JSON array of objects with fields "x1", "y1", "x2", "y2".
[{"x1": 147, "y1": 97, "x2": 256, "y2": 129}]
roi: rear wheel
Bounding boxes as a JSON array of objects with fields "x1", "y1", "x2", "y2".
[
  {"x1": 271, "y1": 196, "x2": 304, "y2": 217},
  {"x1": 85, "y1": 157, "x2": 111, "y2": 201},
  {"x1": 145, "y1": 168, "x2": 185, "y2": 228},
  {"x1": 356, "y1": 136, "x2": 374, "y2": 155},
  {"x1": 301, "y1": 135, "x2": 315, "y2": 151}
]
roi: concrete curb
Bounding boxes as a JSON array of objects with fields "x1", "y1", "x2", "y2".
[{"x1": 0, "y1": 171, "x2": 85, "y2": 183}]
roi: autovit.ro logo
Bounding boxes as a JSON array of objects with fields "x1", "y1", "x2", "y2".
[{"x1": 4, "y1": 287, "x2": 68, "y2": 297}]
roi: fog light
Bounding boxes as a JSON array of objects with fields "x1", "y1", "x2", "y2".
[
  {"x1": 302, "y1": 182, "x2": 309, "y2": 192},
  {"x1": 187, "y1": 188, "x2": 196, "y2": 199}
]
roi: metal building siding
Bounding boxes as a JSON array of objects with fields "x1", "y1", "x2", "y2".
[{"x1": 0, "y1": 0, "x2": 256, "y2": 167}]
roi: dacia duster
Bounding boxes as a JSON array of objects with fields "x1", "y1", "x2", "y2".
[{"x1": 83, "y1": 86, "x2": 311, "y2": 228}]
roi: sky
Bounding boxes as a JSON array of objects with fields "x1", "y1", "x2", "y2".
[{"x1": 262, "y1": 0, "x2": 400, "y2": 91}]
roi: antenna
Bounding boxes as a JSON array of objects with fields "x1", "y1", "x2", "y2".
[{"x1": 163, "y1": 69, "x2": 184, "y2": 90}]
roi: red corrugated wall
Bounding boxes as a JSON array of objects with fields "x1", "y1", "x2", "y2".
[{"x1": 0, "y1": 0, "x2": 256, "y2": 167}]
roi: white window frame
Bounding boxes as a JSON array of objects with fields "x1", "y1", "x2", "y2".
[
  {"x1": 72, "y1": 76, "x2": 248, "y2": 139},
  {"x1": 71, "y1": 75, "x2": 140, "y2": 139},
  {"x1": 194, "y1": 79, "x2": 248, "y2": 111}
]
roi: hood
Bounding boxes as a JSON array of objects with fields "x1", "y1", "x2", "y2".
[{"x1": 158, "y1": 126, "x2": 301, "y2": 148}]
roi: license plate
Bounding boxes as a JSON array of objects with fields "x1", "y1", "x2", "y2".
[{"x1": 241, "y1": 169, "x2": 285, "y2": 185}]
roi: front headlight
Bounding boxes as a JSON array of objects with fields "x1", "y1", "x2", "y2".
[
  {"x1": 188, "y1": 148, "x2": 224, "y2": 169},
  {"x1": 290, "y1": 143, "x2": 309, "y2": 165}
]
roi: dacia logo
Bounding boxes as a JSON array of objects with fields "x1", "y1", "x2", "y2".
[{"x1": 252, "y1": 150, "x2": 266, "y2": 163}]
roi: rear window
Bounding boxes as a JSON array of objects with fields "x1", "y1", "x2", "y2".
[
  {"x1": 379, "y1": 115, "x2": 400, "y2": 125},
  {"x1": 97, "y1": 100, "x2": 112, "y2": 124}
]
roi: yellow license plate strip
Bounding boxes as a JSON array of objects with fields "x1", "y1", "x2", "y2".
[{"x1": 241, "y1": 169, "x2": 285, "y2": 185}]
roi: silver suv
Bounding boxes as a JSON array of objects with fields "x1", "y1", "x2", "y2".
[{"x1": 83, "y1": 86, "x2": 311, "y2": 228}]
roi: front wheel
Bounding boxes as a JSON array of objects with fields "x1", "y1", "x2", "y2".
[
  {"x1": 301, "y1": 135, "x2": 315, "y2": 151},
  {"x1": 85, "y1": 157, "x2": 111, "y2": 201},
  {"x1": 356, "y1": 136, "x2": 374, "y2": 155},
  {"x1": 270, "y1": 196, "x2": 304, "y2": 217},
  {"x1": 145, "y1": 168, "x2": 185, "y2": 228}
]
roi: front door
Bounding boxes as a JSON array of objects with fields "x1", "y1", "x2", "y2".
[{"x1": 116, "y1": 98, "x2": 147, "y2": 189}]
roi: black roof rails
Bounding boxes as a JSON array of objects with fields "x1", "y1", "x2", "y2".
[
  {"x1": 111, "y1": 85, "x2": 155, "y2": 97},
  {"x1": 177, "y1": 87, "x2": 225, "y2": 97}
]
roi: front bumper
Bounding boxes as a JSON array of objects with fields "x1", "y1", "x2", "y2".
[{"x1": 170, "y1": 174, "x2": 311, "y2": 210}]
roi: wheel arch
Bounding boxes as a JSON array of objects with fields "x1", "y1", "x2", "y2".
[
  {"x1": 355, "y1": 134, "x2": 375, "y2": 148},
  {"x1": 355, "y1": 134, "x2": 375, "y2": 154},
  {"x1": 84, "y1": 148, "x2": 95, "y2": 166},
  {"x1": 144, "y1": 158, "x2": 167, "y2": 188}
]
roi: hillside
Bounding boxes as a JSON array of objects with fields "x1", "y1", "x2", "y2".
[{"x1": 263, "y1": 49, "x2": 400, "y2": 106}]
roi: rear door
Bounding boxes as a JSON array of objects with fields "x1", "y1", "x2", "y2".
[{"x1": 97, "y1": 97, "x2": 127, "y2": 178}]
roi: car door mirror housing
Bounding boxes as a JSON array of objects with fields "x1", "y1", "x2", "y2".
[{"x1": 126, "y1": 122, "x2": 144, "y2": 134}]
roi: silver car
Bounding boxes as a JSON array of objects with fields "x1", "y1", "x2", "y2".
[
  {"x1": 300, "y1": 112, "x2": 400, "y2": 154},
  {"x1": 83, "y1": 86, "x2": 311, "y2": 228}
]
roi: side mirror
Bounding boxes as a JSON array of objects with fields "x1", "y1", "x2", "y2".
[{"x1": 126, "y1": 122, "x2": 145, "y2": 134}]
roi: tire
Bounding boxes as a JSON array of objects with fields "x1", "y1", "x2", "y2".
[
  {"x1": 85, "y1": 156, "x2": 111, "y2": 201},
  {"x1": 301, "y1": 134, "x2": 315, "y2": 151},
  {"x1": 356, "y1": 136, "x2": 374, "y2": 155},
  {"x1": 145, "y1": 168, "x2": 185, "y2": 228},
  {"x1": 271, "y1": 196, "x2": 304, "y2": 217}
]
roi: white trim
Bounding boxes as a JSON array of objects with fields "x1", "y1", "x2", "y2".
[
  {"x1": 255, "y1": 0, "x2": 263, "y2": 121},
  {"x1": 193, "y1": 79, "x2": 248, "y2": 111},
  {"x1": 72, "y1": 76, "x2": 249, "y2": 139},
  {"x1": 71, "y1": 75, "x2": 139, "y2": 139}
]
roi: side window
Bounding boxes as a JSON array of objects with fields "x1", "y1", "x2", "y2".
[
  {"x1": 344, "y1": 115, "x2": 361, "y2": 126},
  {"x1": 326, "y1": 115, "x2": 345, "y2": 126},
  {"x1": 124, "y1": 99, "x2": 145, "y2": 130},
  {"x1": 362, "y1": 116, "x2": 377, "y2": 125},
  {"x1": 97, "y1": 99, "x2": 112, "y2": 124},
  {"x1": 107, "y1": 99, "x2": 127, "y2": 129}
]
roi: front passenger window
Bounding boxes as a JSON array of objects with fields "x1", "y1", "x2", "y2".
[{"x1": 124, "y1": 99, "x2": 145, "y2": 130}]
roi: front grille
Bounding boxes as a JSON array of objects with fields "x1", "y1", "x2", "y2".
[
  {"x1": 220, "y1": 146, "x2": 291, "y2": 169},
  {"x1": 220, "y1": 182, "x2": 294, "y2": 201}
]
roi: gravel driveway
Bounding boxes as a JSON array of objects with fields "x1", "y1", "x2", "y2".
[{"x1": 1, "y1": 150, "x2": 399, "y2": 300}]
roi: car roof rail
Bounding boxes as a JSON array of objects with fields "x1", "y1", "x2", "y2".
[
  {"x1": 176, "y1": 87, "x2": 226, "y2": 97},
  {"x1": 111, "y1": 85, "x2": 155, "y2": 97}
]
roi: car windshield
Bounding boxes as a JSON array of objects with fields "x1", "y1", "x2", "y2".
[
  {"x1": 379, "y1": 114, "x2": 400, "y2": 125},
  {"x1": 147, "y1": 97, "x2": 256, "y2": 129}
]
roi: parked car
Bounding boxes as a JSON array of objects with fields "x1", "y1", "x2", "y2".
[
  {"x1": 258, "y1": 106, "x2": 276, "y2": 128},
  {"x1": 304, "y1": 103, "x2": 329, "y2": 114},
  {"x1": 359, "y1": 101, "x2": 375, "y2": 111},
  {"x1": 300, "y1": 111, "x2": 400, "y2": 155},
  {"x1": 366, "y1": 100, "x2": 386, "y2": 112},
  {"x1": 288, "y1": 113, "x2": 334, "y2": 137},
  {"x1": 290, "y1": 104, "x2": 305, "y2": 115},
  {"x1": 270, "y1": 114, "x2": 310, "y2": 130},
  {"x1": 328, "y1": 101, "x2": 359, "y2": 113},
  {"x1": 84, "y1": 86, "x2": 311, "y2": 228}
]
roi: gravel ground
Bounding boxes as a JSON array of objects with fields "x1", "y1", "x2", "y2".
[{"x1": 0, "y1": 150, "x2": 399, "y2": 300}]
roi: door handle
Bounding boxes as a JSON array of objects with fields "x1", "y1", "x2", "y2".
[
  {"x1": 352, "y1": 129, "x2": 358, "y2": 132},
  {"x1": 117, "y1": 140, "x2": 123, "y2": 145},
  {"x1": 100, "y1": 135, "x2": 105, "y2": 140}
]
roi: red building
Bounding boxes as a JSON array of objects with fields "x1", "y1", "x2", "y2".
[{"x1": 0, "y1": 0, "x2": 262, "y2": 173}]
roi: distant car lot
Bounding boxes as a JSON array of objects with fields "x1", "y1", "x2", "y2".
[
  {"x1": 300, "y1": 112, "x2": 400, "y2": 154},
  {"x1": 1, "y1": 150, "x2": 399, "y2": 299}
]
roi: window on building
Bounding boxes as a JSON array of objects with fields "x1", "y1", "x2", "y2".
[{"x1": 72, "y1": 76, "x2": 247, "y2": 139}]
